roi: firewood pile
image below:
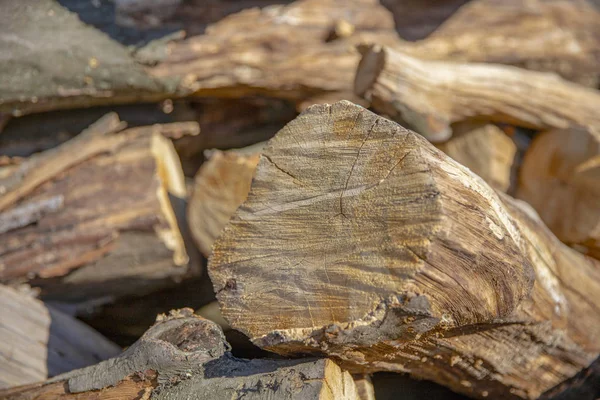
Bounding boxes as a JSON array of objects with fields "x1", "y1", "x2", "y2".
[{"x1": 1, "y1": 0, "x2": 599, "y2": 399}]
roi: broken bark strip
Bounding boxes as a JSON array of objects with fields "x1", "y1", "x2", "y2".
[
  {"x1": 397, "y1": 0, "x2": 600, "y2": 87},
  {"x1": 517, "y1": 129, "x2": 600, "y2": 259},
  {"x1": 208, "y1": 101, "x2": 600, "y2": 399},
  {"x1": 0, "y1": 284, "x2": 121, "y2": 389},
  {"x1": 0, "y1": 309, "x2": 359, "y2": 400},
  {"x1": 0, "y1": 115, "x2": 196, "y2": 308},
  {"x1": 188, "y1": 150, "x2": 260, "y2": 257},
  {"x1": 355, "y1": 45, "x2": 600, "y2": 142}
]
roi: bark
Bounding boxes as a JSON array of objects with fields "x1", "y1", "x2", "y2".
[
  {"x1": 0, "y1": 98, "x2": 290, "y2": 177},
  {"x1": 0, "y1": 284, "x2": 120, "y2": 389},
  {"x1": 148, "y1": 0, "x2": 400, "y2": 109},
  {"x1": 0, "y1": 0, "x2": 399, "y2": 117},
  {"x1": 352, "y1": 375, "x2": 375, "y2": 400},
  {"x1": 5, "y1": 0, "x2": 598, "y2": 118},
  {"x1": 398, "y1": 0, "x2": 600, "y2": 87},
  {"x1": 435, "y1": 122, "x2": 516, "y2": 192},
  {"x1": 0, "y1": 114, "x2": 198, "y2": 308},
  {"x1": 188, "y1": 150, "x2": 260, "y2": 257},
  {"x1": 0, "y1": 0, "x2": 170, "y2": 117},
  {"x1": 516, "y1": 129, "x2": 600, "y2": 259},
  {"x1": 355, "y1": 45, "x2": 600, "y2": 142},
  {"x1": 380, "y1": 0, "x2": 471, "y2": 41},
  {"x1": 0, "y1": 309, "x2": 360, "y2": 400},
  {"x1": 208, "y1": 101, "x2": 600, "y2": 399}
]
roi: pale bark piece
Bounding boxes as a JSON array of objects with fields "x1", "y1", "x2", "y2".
[
  {"x1": 188, "y1": 150, "x2": 260, "y2": 256},
  {"x1": 517, "y1": 129, "x2": 600, "y2": 259},
  {"x1": 0, "y1": 115, "x2": 196, "y2": 308},
  {"x1": 436, "y1": 122, "x2": 516, "y2": 192},
  {"x1": 209, "y1": 101, "x2": 600, "y2": 399},
  {"x1": 0, "y1": 309, "x2": 359, "y2": 400},
  {"x1": 0, "y1": 284, "x2": 120, "y2": 389},
  {"x1": 399, "y1": 0, "x2": 600, "y2": 87},
  {"x1": 355, "y1": 45, "x2": 600, "y2": 142}
]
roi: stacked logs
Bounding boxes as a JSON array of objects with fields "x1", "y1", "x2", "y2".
[{"x1": 0, "y1": 0, "x2": 599, "y2": 399}]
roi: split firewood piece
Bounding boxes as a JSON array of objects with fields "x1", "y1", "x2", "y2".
[
  {"x1": 355, "y1": 45, "x2": 600, "y2": 142},
  {"x1": 435, "y1": 122, "x2": 516, "y2": 192},
  {"x1": 0, "y1": 115, "x2": 196, "y2": 309},
  {"x1": 399, "y1": 0, "x2": 600, "y2": 87},
  {"x1": 188, "y1": 150, "x2": 260, "y2": 257},
  {"x1": 0, "y1": 284, "x2": 120, "y2": 389},
  {"x1": 516, "y1": 129, "x2": 600, "y2": 259},
  {"x1": 209, "y1": 101, "x2": 600, "y2": 399},
  {"x1": 0, "y1": 309, "x2": 360, "y2": 400}
]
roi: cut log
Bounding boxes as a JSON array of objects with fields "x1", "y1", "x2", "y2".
[
  {"x1": 0, "y1": 284, "x2": 120, "y2": 389},
  {"x1": 398, "y1": 0, "x2": 600, "y2": 87},
  {"x1": 188, "y1": 150, "x2": 260, "y2": 257},
  {"x1": 516, "y1": 129, "x2": 600, "y2": 259},
  {"x1": 435, "y1": 122, "x2": 516, "y2": 192},
  {"x1": 355, "y1": 45, "x2": 600, "y2": 142},
  {"x1": 73, "y1": 277, "x2": 215, "y2": 346},
  {"x1": 1, "y1": 0, "x2": 399, "y2": 117},
  {"x1": 0, "y1": 309, "x2": 360, "y2": 400},
  {"x1": 208, "y1": 101, "x2": 600, "y2": 399},
  {"x1": 0, "y1": 114, "x2": 198, "y2": 309},
  {"x1": 149, "y1": 0, "x2": 400, "y2": 109}
]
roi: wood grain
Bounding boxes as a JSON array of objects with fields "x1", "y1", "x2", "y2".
[
  {"x1": 209, "y1": 101, "x2": 600, "y2": 399},
  {"x1": 355, "y1": 45, "x2": 600, "y2": 142}
]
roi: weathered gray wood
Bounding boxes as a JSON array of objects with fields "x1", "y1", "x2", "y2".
[
  {"x1": 0, "y1": 284, "x2": 120, "y2": 389},
  {"x1": 208, "y1": 101, "x2": 600, "y2": 399},
  {"x1": 435, "y1": 122, "x2": 516, "y2": 192},
  {"x1": 0, "y1": 309, "x2": 359, "y2": 400}
]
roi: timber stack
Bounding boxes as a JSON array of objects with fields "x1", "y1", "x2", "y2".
[{"x1": 0, "y1": 0, "x2": 599, "y2": 399}]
